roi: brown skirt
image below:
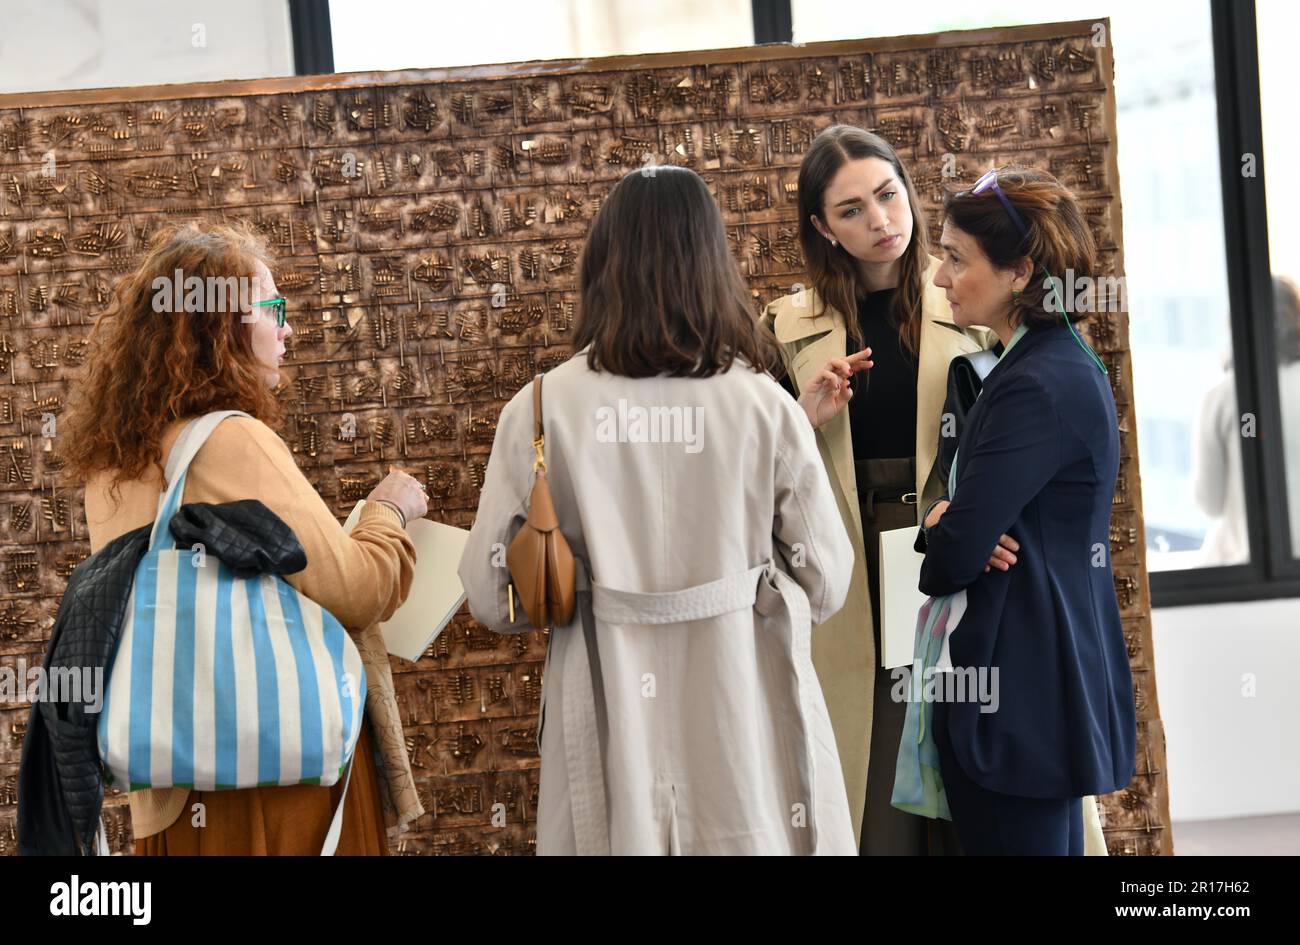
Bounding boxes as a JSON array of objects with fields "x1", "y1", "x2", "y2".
[{"x1": 134, "y1": 719, "x2": 390, "y2": 856}]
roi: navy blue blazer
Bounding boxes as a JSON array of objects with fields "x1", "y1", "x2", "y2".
[{"x1": 918, "y1": 322, "x2": 1136, "y2": 799}]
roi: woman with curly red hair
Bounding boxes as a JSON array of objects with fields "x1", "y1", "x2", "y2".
[{"x1": 63, "y1": 222, "x2": 429, "y2": 855}]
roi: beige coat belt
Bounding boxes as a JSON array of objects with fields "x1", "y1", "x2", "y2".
[{"x1": 547, "y1": 559, "x2": 823, "y2": 855}]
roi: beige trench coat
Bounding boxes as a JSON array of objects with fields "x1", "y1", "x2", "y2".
[
  {"x1": 761, "y1": 255, "x2": 1109, "y2": 854},
  {"x1": 459, "y1": 353, "x2": 859, "y2": 854}
]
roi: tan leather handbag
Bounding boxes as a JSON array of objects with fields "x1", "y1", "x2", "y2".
[{"x1": 506, "y1": 374, "x2": 576, "y2": 629}]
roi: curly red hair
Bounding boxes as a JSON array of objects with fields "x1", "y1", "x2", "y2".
[{"x1": 62, "y1": 221, "x2": 283, "y2": 505}]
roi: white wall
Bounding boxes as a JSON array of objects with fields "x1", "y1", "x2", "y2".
[
  {"x1": 0, "y1": 0, "x2": 293, "y2": 96},
  {"x1": 1154, "y1": 597, "x2": 1300, "y2": 822}
]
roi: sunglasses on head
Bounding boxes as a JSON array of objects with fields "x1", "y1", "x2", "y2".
[
  {"x1": 971, "y1": 169, "x2": 1031, "y2": 237},
  {"x1": 965, "y1": 169, "x2": 1106, "y2": 375}
]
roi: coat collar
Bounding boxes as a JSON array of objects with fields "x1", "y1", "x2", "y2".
[{"x1": 983, "y1": 322, "x2": 1066, "y2": 386}]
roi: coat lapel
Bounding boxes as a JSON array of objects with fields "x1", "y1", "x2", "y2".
[
  {"x1": 771, "y1": 292, "x2": 856, "y2": 535},
  {"x1": 768, "y1": 256, "x2": 992, "y2": 528},
  {"x1": 914, "y1": 257, "x2": 992, "y2": 512}
]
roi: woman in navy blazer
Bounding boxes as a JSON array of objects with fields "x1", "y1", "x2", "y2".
[{"x1": 916, "y1": 166, "x2": 1136, "y2": 855}]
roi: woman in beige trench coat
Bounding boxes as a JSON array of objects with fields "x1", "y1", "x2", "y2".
[
  {"x1": 459, "y1": 166, "x2": 858, "y2": 855},
  {"x1": 762, "y1": 125, "x2": 1109, "y2": 855}
]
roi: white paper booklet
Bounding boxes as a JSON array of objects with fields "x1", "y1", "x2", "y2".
[
  {"x1": 343, "y1": 500, "x2": 470, "y2": 662},
  {"x1": 879, "y1": 525, "x2": 928, "y2": 669}
]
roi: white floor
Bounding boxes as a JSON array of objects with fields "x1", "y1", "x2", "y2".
[{"x1": 1173, "y1": 813, "x2": 1300, "y2": 855}]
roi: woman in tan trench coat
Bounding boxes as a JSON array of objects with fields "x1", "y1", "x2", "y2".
[
  {"x1": 460, "y1": 166, "x2": 858, "y2": 855},
  {"x1": 762, "y1": 125, "x2": 1108, "y2": 855}
]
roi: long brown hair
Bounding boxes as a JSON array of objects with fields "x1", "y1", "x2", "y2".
[
  {"x1": 942, "y1": 165, "x2": 1097, "y2": 329},
  {"x1": 573, "y1": 166, "x2": 778, "y2": 378},
  {"x1": 62, "y1": 222, "x2": 283, "y2": 506},
  {"x1": 797, "y1": 125, "x2": 929, "y2": 355}
]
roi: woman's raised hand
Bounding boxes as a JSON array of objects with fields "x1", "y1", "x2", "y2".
[{"x1": 796, "y1": 347, "x2": 873, "y2": 428}]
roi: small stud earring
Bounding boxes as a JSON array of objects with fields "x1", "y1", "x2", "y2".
[
  {"x1": 1012, "y1": 290, "x2": 1021, "y2": 300},
  {"x1": 829, "y1": 238, "x2": 838, "y2": 248}
]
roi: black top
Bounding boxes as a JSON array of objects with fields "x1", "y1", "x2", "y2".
[{"x1": 847, "y1": 288, "x2": 917, "y2": 460}]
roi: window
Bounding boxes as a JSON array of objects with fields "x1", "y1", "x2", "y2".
[
  {"x1": 1257, "y1": 0, "x2": 1300, "y2": 562},
  {"x1": 1188, "y1": 0, "x2": 1300, "y2": 603},
  {"x1": 329, "y1": 0, "x2": 754, "y2": 72}
]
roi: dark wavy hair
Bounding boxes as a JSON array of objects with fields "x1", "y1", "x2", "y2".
[
  {"x1": 797, "y1": 124, "x2": 930, "y2": 356},
  {"x1": 943, "y1": 165, "x2": 1098, "y2": 329},
  {"x1": 62, "y1": 221, "x2": 283, "y2": 507},
  {"x1": 573, "y1": 166, "x2": 778, "y2": 378}
]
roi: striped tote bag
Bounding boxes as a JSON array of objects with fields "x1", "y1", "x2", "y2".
[{"x1": 97, "y1": 411, "x2": 367, "y2": 853}]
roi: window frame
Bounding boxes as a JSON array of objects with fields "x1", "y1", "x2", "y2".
[
  {"x1": 289, "y1": 0, "x2": 335, "y2": 75},
  {"x1": 1152, "y1": 0, "x2": 1300, "y2": 606}
]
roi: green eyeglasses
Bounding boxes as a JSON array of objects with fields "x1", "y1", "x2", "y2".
[{"x1": 252, "y1": 297, "x2": 287, "y2": 327}]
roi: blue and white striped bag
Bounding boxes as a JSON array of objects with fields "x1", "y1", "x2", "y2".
[{"x1": 97, "y1": 411, "x2": 367, "y2": 854}]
